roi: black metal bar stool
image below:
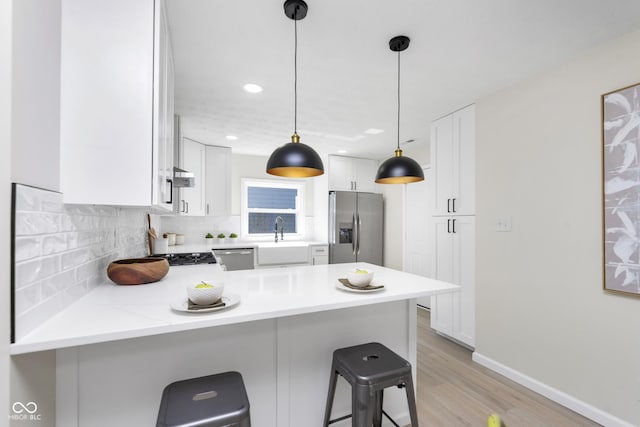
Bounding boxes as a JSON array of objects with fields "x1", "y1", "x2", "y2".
[
  {"x1": 323, "y1": 342, "x2": 419, "y2": 427},
  {"x1": 156, "y1": 371, "x2": 251, "y2": 427}
]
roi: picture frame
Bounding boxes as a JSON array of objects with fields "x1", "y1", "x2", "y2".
[{"x1": 602, "y1": 82, "x2": 640, "y2": 296}]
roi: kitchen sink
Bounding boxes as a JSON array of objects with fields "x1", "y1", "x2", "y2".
[{"x1": 257, "y1": 241, "x2": 310, "y2": 265}]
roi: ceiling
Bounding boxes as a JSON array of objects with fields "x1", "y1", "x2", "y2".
[{"x1": 166, "y1": 0, "x2": 640, "y2": 162}]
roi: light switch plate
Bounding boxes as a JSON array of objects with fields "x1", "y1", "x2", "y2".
[{"x1": 496, "y1": 216, "x2": 512, "y2": 232}]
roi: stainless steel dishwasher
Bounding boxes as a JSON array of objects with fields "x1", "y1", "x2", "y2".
[{"x1": 212, "y1": 248, "x2": 255, "y2": 271}]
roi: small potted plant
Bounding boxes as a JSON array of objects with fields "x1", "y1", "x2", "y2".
[
  {"x1": 205, "y1": 233, "x2": 214, "y2": 246},
  {"x1": 229, "y1": 233, "x2": 238, "y2": 243},
  {"x1": 217, "y1": 233, "x2": 226, "y2": 243}
]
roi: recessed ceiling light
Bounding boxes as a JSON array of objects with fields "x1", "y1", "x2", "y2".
[
  {"x1": 364, "y1": 128, "x2": 384, "y2": 135},
  {"x1": 226, "y1": 135, "x2": 238, "y2": 140},
  {"x1": 243, "y1": 83, "x2": 263, "y2": 93},
  {"x1": 337, "y1": 149, "x2": 348, "y2": 154}
]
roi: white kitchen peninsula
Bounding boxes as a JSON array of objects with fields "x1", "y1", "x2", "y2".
[{"x1": 12, "y1": 263, "x2": 458, "y2": 427}]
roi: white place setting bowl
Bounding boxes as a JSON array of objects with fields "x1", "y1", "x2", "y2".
[
  {"x1": 186, "y1": 281, "x2": 224, "y2": 305},
  {"x1": 346, "y1": 268, "x2": 374, "y2": 287}
]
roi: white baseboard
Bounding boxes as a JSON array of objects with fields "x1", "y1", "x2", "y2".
[{"x1": 472, "y1": 352, "x2": 635, "y2": 427}]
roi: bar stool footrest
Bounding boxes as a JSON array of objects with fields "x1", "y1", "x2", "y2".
[{"x1": 327, "y1": 409, "x2": 400, "y2": 427}]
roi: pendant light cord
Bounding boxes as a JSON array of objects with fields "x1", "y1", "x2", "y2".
[
  {"x1": 294, "y1": 12, "x2": 298, "y2": 134},
  {"x1": 397, "y1": 51, "x2": 401, "y2": 151}
]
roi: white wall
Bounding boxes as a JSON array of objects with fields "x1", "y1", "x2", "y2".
[
  {"x1": 9, "y1": 1, "x2": 61, "y2": 425},
  {"x1": 381, "y1": 144, "x2": 429, "y2": 270},
  {"x1": 2, "y1": 0, "x2": 13, "y2": 423},
  {"x1": 475, "y1": 29, "x2": 640, "y2": 425},
  {"x1": 11, "y1": 0, "x2": 61, "y2": 191},
  {"x1": 382, "y1": 185, "x2": 404, "y2": 270}
]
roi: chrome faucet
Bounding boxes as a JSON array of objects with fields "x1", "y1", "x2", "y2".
[{"x1": 274, "y1": 216, "x2": 284, "y2": 242}]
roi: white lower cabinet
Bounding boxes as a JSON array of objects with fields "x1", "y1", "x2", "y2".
[
  {"x1": 430, "y1": 215, "x2": 475, "y2": 347},
  {"x1": 310, "y1": 245, "x2": 329, "y2": 265}
]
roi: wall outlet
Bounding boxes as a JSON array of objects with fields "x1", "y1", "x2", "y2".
[{"x1": 496, "y1": 216, "x2": 512, "y2": 232}]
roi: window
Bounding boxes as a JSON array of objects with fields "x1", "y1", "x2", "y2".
[{"x1": 241, "y1": 179, "x2": 305, "y2": 238}]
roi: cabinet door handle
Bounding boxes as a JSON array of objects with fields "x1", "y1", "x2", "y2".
[
  {"x1": 354, "y1": 181, "x2": 357, "y2": 191},
  {"x1": 452, "y1": 198, "x2": 456, "y2": 213},
  {"x1": 165, "y1": 179, "x2": 173, "y2": 204},
  {"x1": 447, "y1": 218, "x2": 451, "y2": 233},
  {"x1": 447, "y1": 198, "x2": 451, "y2": 213},
  {"x1": 186, "y1": 201, "x2": 189, "y2": 214},
  {"x1": 206, "y1": 203, "x2": 210, "y2": 215},
  {"x1": 452, "y1": 218, "x2": 456, "y2": 233},
  {"x1": 181, "y1": 200, "x2": 185, "y2": 213}
]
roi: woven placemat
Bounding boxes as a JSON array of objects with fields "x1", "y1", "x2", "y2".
[
  {"x1": 187, "y1": 298, "x2": 226, "y2": 311},
  {"x1": 338, "y1": 278, "x2": 384, "y2": 290}
]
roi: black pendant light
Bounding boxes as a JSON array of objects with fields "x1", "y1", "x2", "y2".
[
  {"x1": 375, "y1": 36, "x2": 424, "y2": 184},
  {"x1": 266, "y1": 0, "x2": 324, "y2": 178}
]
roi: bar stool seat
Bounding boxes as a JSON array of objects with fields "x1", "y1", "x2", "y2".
[
  {"x1": 156, "y1": 371, "x2": 251, "y2": 427},
  {"x1": 323, "y1": 342, "x2": 419, "y2": 427}
]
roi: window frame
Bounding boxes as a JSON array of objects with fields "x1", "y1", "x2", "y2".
[{"x1": 240, "y1": 178, "x2": 306, "y2": 240}]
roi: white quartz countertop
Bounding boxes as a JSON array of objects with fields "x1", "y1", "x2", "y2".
[
  {"x1": 161, "y1": 240, "x2": 328, "y2": 253},
  {"x1": 10, "y1": 263, "x2": 458, "y2": 355}
]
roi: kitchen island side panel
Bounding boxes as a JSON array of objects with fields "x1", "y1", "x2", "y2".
[{"x1": 57, "y1": 301, "x2": 415, "y2": 427}]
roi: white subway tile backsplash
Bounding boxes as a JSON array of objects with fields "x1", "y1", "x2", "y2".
[
  {"x1": 42, "y1": 269, "x2": 75, "y2": 300},
  {"x1": 42, "y1": 234, "x2": 67, "y2": 256},
  {"x1": 14, "y1": 236, "x2": 41, "y2": 262},
  {"x1": 13, "y1": 184, "x2": 148, "y2": 340},
  {"x1": 15, "y1": 185, "x2": 45, "y2": 211},
  {"x1": 39, "y1": 191, "x2": 64, "y2": 213},
  {"x1": 76, "y1": 259, "x2": 99, "y2": 283},
  {"x1": 61, "y1": 249, "x2": 92, "y2": 271},
  {"x1": 15, "y1": 256, "x2": 59, "y2": 289},
  {"x1": 15, "y1": 212, "x2": 60, "y2": 235},
  {"x1": 15, "y1": 282, "x2": 42, "y2": 315}
]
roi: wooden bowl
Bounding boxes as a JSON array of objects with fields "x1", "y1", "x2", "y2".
[{"x1": 107, "y1": 257, "x2": 169, "y2": 285}]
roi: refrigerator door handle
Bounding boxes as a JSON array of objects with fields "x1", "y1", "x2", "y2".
[
  {"x1": 352, "y1": 213, "x2": 357, "y2": 255},
  {"x1": 329, "y1": 192, "x2": 336, "y2": 245},
  {"x1": 357, "y1": 213, "x2": 362, "y2": 255}
]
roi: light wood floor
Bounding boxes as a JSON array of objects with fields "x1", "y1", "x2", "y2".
[{"x1": 415, "y1": 308, "x2": 601, "y2": 427}]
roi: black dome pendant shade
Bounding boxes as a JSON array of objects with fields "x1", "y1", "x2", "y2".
[
  {"x1": 267, "y1": 0, "x2": 324, "y2": 178},
  {"x1": 266, "y1": 133, "x2": 324, "y2": 177},
  {"x1": 375, "y1": 36, "x2": 424, "y2": 184},
  {"x1": 375, "y1": 148, "x2": 424, "y2": 184}
]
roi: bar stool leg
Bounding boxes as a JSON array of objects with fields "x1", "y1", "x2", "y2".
[
  {"x1": 353, "y1": 384, "x2": 375, "y2": 427},
  {"x1": 372, "y1": 389, "x2": 384, "y2": 427},
  {"x1": 322, "y1": 363, "x2": 339, "y2": 427},
  {"x1": 404, "y1": 376, "x2": 419, "y2": 427}
]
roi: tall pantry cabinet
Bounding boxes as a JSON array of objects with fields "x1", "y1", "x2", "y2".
[{"x1": 429, "y1": 104, "x2": 476, "y2": 348}]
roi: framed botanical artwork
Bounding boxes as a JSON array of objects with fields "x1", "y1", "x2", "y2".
[{"x1": 602, "y1": 82, "x2": 640, "y2": 296}]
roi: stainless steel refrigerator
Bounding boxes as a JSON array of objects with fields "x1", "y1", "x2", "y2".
[{"x1": 329, "y1": 191, "x2": 383, "y2": 265}]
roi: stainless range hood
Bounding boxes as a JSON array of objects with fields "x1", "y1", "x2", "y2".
[{"x1": 173, "y1": 166, "x2": 195, "y2": 188}]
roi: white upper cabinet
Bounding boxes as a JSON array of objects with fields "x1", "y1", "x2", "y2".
[
  {"x1": 60, "y1": 0, "x2": 174, "y2": 210},
  {"x1": 430, "y1": 104, "x2": 475, "y2": 216},
  {"x1": 177, "y1": 142, "x2": 231, "y2": 217},
  {"x1": 179, "y1": 139, "x2": 206, "y2": 216},
  {"x1": 328, "y1": 155, "x2": 379, "y2": 193},
  {"x1": 205, "y1": 145, "x2": 231, "y2": 217},
  {"x1": 152, "y1": 0, "x2": 175, "y2": 210}
]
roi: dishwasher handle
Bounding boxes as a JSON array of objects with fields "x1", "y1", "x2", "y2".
[{"x1": 218, "y1": 250, "x2": 253, "y2": 255}]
